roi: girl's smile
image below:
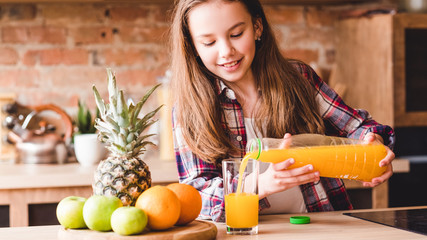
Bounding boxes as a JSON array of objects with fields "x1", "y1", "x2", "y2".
[{"x1": 218, "y1": 58, "x2": 243, "y2": 72}]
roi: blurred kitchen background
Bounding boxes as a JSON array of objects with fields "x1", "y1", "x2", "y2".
[{"x1": 0, "y1": 0, "x2": 426, "y2": 226}]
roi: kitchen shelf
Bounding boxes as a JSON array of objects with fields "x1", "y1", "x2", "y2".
[{"x1": 333, "y1": 13, "x2": 427, "y2": 128}]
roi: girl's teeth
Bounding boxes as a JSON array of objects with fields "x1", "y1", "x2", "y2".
[{"x1": 223, "y1": 61, "x2": 238, "y2": 67}]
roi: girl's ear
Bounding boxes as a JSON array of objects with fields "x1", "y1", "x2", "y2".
[{"x1": 254, "y1": 17, "x2": 263, "y2": 40}]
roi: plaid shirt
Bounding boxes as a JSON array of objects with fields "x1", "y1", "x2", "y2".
[{"x1": 172, "y1": 61, "x2": 395, "y2": 222}]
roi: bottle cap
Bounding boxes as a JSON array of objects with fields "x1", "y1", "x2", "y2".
[
  {"x1": 249, "y1": 138, "x2": 262, "y2": 159},
  {"x1": 290, "y1": 216, "x2": 310, "y2": 224}
]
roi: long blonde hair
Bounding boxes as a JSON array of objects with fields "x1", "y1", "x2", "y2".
[{"x1": 170, "y1": 0, "x2": 325, "y2": 163}]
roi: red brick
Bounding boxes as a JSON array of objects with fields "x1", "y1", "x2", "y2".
[
  {"x1": 42, "y1": 49, "x2": 88, "y2": 65},
  {"x1": 17, "y1": 90, "x2": 76, "y2": 109},
  {"x1": 118, "y1": 26, "x2": 169, "y2": 44},
  {"x1": 23, "y1": 48, "x2": 89, "y2": 65},
  {"x1": 97, "y1": 48, "x2": 168, "y2": 68},
  {"x1": 40, "y1": 4, "x2": 105, "y2": 24},
  {"x1": 22, "y1": 50, "x2": 38, "y2": 66},
  {"x1": 0, "y1": 47, "x2": 19, "y2": 65},
  {"x1": 98, "y1": 49, "x2": 144, "y2": 66},
  {"x1": 2, "y1": 27, "x2": 28, "y2": 43},
  {"x1": 115, "y1": 68, "x2": 167, "y2": 87},
  {"x1": 152, "y1": 5, "x2": 174, "y2": 23},
  {"x1": 264, "y1": 6, "x2": 304, "y2": 25},
  {"x1": 71, "y1": 27, "x2": 113, "y2": 45},
  {"x1": 45, "y1": 67, "x2": 106, "y2": 88},
  {"x1": 23, "y1": 49, "x2": 88, "y2": 66},
  {"x1": 2, "y1": 26, "x2": 66, "y2": 44},
  {"x1": 3, "y1": 4, "x2": 36, "y2": 20},
  {"x1": 117, "y1": 67, "x2": 167, "y2": 86},
  {"x1": 0, "y1": 69, "x2": 40, "y2": 88},
  {"x1": 109, "y1": 6, "x2": 148, "y2": 21},
  {"x1": 30, "y1": 26, "x2": 67, "y2": 44}
]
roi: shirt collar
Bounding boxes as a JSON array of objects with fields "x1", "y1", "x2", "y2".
[{"x1": 215, "y1": 79, "x2": 237, "y2": 100}]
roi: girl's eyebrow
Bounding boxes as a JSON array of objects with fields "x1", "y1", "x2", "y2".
[{"x1": 195, "y1": 22, "x2": 245, "y2": 38}]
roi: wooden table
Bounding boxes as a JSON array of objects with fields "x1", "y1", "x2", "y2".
[
  {"x1": 0, "y1": 159, "x2": 178, "y2": 227},
  {"x1": 0, "y1": 206, "x2": 426, "y2": 239}
]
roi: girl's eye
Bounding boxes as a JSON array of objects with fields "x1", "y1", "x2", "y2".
[
  {"x1": 203, "y1": 41, "x2": 215, "y2": 47},
  {"x1": 231, "y1": 32, "x2": 243, "y2": 38}
]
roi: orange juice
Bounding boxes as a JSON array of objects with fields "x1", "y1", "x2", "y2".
[
  {"x1": 236, "y1": 155, "x2": 250, "y2": 194},
  {"x1": 245, "y1": 143, "x2": 387, "y2": 182},
  {"x1": 225, "y1": 193, "x2": 258, "y2": 228},
  {"x1": 223, "y1": 158, "x2": 259, "y2": 233}
]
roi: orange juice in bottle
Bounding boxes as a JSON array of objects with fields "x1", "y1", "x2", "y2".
[{"x1": 245, "y1": 134, "x2": 387, "y2": 182}]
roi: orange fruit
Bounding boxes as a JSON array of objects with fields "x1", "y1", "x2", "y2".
[
  {"x1": 135, "y1": 185, "x2": 181, "y2": 230},
  {"x1": 167, "y1": 183, "x2": 202, "y2": 225}
]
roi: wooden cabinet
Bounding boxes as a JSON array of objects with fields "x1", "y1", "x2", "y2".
[{"x1": 333, "y1": 13, "x2": 427, "y2": 128}]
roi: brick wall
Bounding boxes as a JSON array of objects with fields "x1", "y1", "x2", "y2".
[{"x1": 0, "y1": 1, "x2": 395, "y2": 115}]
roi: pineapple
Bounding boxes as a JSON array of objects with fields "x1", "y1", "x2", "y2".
[{"x1": 92, "y1": 68, "x2": 162, "y2": 206}]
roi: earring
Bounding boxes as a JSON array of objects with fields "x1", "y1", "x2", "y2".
[{"x1": 257, "y1": 37, "x2": 261, "y2": 41}]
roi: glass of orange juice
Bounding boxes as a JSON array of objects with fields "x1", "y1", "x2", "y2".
[{"x1": 222, "y1": 158, "x2": 259, "y2": 235}]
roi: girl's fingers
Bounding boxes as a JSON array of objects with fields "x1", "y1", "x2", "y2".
[
  {"x1": 363, "y1": 132, "x2": 376, "y2": 144},
  {"x1": 362, "y1": 165, "x2": 393, "y2": 187},
  {"x1": 272, "y1": 158, "x2": 295, "y2": 171},
  {"x1": 274, "y1": 164, "x2": 314, "y2": 178},
  {"x1": 279, "y1": 133, "x2": 292, "y2": 149},
  {"x1": 275, "y1": 171, "x2": 320, "y2": 186},
  {"x1": 379, "y1": 148, "x2": 395, "y2": 167}
]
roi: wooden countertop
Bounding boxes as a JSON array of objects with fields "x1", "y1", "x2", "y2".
[
  {"x1": 1, "y1": 206, "x2": 426, "y2": 240},
  {"x1": 0, "y1": 159, "x2": 179, "y2": 189},
  {"x1": 0, "y1": 156, "x2": 409, "y2": 227}
]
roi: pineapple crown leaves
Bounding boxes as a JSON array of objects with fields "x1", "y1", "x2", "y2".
[
  {"x1": 76, "y1": 100, "x2": 99, "y2": 134},
  {"x1": 92, "y1": 68, "x2": 163, "y2": 157}
]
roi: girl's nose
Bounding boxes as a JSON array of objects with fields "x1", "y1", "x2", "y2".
[{"x1": 218, "y1": 40, "x2": 235, "y2": 58}]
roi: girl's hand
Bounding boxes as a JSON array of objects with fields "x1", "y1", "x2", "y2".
[
  {"x1": 258, "y1": 133, "x2": 320, "y2": 199},
  {"x1": 361, "y1": 132, "x2": 395, "y2": 187}
]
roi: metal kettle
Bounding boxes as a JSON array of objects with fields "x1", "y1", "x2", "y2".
[{"x1": 8, "y1": 104, "x2": 73, "y2": 164}]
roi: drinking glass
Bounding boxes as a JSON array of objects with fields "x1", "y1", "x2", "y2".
[{"x1": 222, "y1": 158, "x2": 259, "y2": 235}]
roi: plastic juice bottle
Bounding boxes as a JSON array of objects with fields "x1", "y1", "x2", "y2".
[{"x1": 245, "y1": 134, "x2": 388, "y2": 182}]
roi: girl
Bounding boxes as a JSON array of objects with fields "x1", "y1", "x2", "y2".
[{"x1": 170, "y1": 0, "x2": 395, "y2": 222}]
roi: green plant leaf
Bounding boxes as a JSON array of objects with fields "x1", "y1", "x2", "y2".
[
  {"x1": 76, "y1": 99, "x2": 97, "y2": 134},
  {"x1": 117, "y1": 90, "x2": 129, "y2": 128},
  {"x1": 93, "y1": 85, "x2": 106, "y2": 119},
  {"x1": 132, "y1": 84, "x2": 162, "y2": 122}
]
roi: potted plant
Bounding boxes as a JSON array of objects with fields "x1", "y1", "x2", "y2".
[{"x1": 73, "y1": 100, "x2": 106, "y2": 166}]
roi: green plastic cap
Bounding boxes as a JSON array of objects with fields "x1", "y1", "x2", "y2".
[
  {"x1": 290, "y1": 216, "x2": 310, "y2": 224},
  {"x1": 249, "y1": 138, "x2": 262, "y2": 160}
]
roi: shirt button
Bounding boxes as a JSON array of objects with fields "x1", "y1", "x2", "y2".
[{"x1": 236, "y1": 136, "x2": 242, "y2": 141}]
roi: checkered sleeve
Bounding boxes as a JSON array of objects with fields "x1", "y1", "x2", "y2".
[{"x1": 172, "y1": 108, "x2": 226, "y2": 222}]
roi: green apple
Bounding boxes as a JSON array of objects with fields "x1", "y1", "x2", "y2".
[
  {"x1": 111, "y1": 206, "x2": 148, "y2": 236},
  {"x1": 56, "y1": 196, "x2": 87, "y2": 229},
  {"x1": 83, "y1": 195, "x2": 123, "y2": 231}
]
